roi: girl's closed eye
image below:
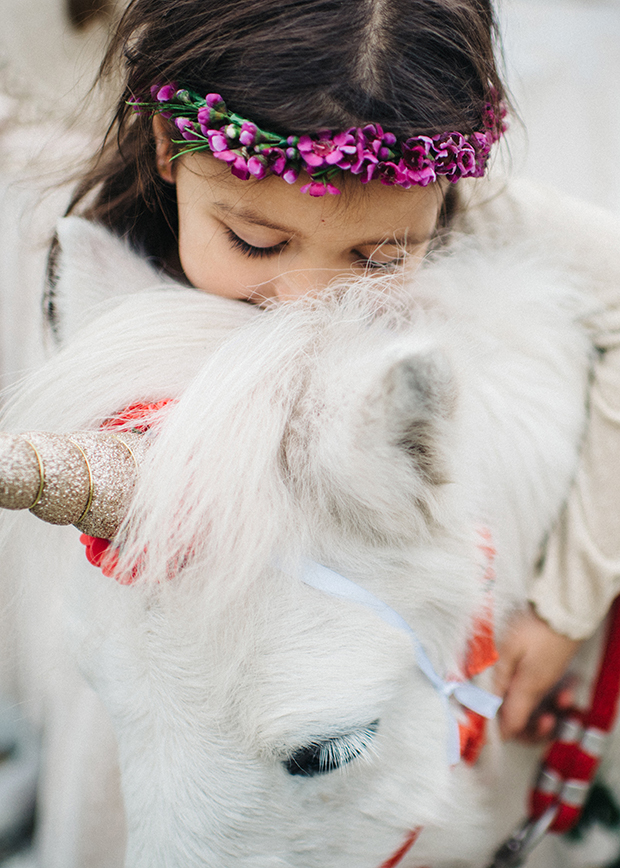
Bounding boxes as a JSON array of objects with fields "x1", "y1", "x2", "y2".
[
  {"x1": 225, "y1": 227, "x2": 289, "y2": 259},
  {"x1": 360, "y1": 252, "x2": 406, "y2": 270},
  {"x1": 226, "y1": 227, "x2": 405, "y2": 271},
  {"x1": 355, "y1": 245, "x2": 408, "y2": 271}
]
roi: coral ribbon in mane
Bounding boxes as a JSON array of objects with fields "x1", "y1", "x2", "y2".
[
  {"x1": 458, "y1": 526, "x2": 499, "y2": 765},
  {"x1": 80, "y1": 399, "x2": 173, "y2": 580}
]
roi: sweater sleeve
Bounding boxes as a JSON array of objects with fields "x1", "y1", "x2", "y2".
[
  {"x1": 530, "y1": 339, "x2": 620, "y2": 639},
  {"x1": 455, "y1": 177, "x2": 620, "y2": 639}
]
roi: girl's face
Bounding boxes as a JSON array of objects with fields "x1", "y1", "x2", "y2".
[{"x1": 155, "y1": 123, "x2": 445, "y2": 303}]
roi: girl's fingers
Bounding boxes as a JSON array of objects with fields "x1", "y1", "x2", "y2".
[{"x1": 499, "y1": 674, "x2": 544, "y2": 739}]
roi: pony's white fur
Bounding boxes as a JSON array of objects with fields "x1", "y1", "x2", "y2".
[{"x1": 1, "y1": 217, "x2": 605, "y2": 867}]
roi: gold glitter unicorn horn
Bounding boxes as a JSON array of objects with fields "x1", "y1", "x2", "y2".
[{"x1": 0, "y1": 431, "x2": 148, "y2": 539}]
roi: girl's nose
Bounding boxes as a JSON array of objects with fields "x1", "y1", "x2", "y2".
[{"x1": 272, "y1": 264, "x2": 352, "y2": 302}]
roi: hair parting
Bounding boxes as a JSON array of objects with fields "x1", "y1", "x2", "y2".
[{"x1": 60, "y1": 0, "x2": 507, "y2": 272}]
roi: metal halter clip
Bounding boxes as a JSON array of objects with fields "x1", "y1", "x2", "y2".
[{"x1": 485, "y1": 805, "x2": 558, "y2": 868}]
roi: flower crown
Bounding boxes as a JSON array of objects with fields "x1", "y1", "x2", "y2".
[{"x1": 131, "y1": 84, "x2": 507, "y2": 197}]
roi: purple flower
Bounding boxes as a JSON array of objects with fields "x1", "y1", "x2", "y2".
[
  {"x1": 350, "y1": 148, "x2": 378, "y2": 177},
  {"x1": 401, "y1": 135, "x2": 434, "y2": 168},
  {"x1": 197, "y1": 106, "x2": 218, "y2": 131},
  {"x1": 300, "y1": 180, "x2": 340, "y2": 196},
  {"x1": 482, "y1": 100, "x2": 508, "y2": 143},
  {"x1": 239, "y1": 122, "x2": 258, "y2": 147},
  {"x1": 359, "y1": 161, "x2": 379, "y2": 184},
  {"x1": 455, "y1": 142, "x2": 477, "y2": 177},
  {"x1": 470, "y1": 132, "x2": 492, "y2": 177},
  {"x1": 174, "y1": 117, "x2": 200, "y2": 141},
  {"x1": 359, "y1": 124, "x2": 385, "y2": 155},
  {"x1": 247, "y1": 156, "x2": 267, "y2": 179},
  {"x1": 399, "y1": 136, "x2": 436, "y2": 185},
  {"x1": 375, "y1": 160, "x2": 409, "y2": 187},
  {"x1": 324, "y1": 181, "x2": 341, "y2": 195},
  {"x1": 262, "y1": 147, "x2": 287, "y2": 175},
  {"x1": 230, "y1": 156, "x2": 250, "y2": 180},
  {"x1": 156, "y1": 84, "x2": 177, "y2": 103},
  {"x1": 212, "y1": 149, "x2": 250, "y2": 180},
  {"x1": 298, "y1": 130, "x2": 357, "y2": 169},
  {"x1": 206, "y1": 93, "x2": 226, "y2": 111},
  {"x1": 207, "y1": 129, "x2": 229, "y2": 152},
  {"x1": 282, "y1": 166, "x2": 299, "y2": 185},
  {"x1": 431, "y1": 133, "x2": 466, "y2": 179}
]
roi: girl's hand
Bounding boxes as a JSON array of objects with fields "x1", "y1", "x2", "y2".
[{"x1": 493, "y1": 606, "x2": 581, "y2": 741}]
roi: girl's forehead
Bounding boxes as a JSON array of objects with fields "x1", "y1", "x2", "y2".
[{"x1": 181, "y1": 153, "x2": 445, "y2": 243}]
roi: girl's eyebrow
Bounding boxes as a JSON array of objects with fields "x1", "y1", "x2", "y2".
[
  {"x1": 214, "y1": 202, "x2": 297, "y2": 234},
  {"x1": 214, "y1": 202, "x2": 430, "y2": 248}
]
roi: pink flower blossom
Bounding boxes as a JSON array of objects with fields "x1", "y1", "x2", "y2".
[
  {"x1": 298, "y1": 131, "x2": 357, "y2": 169},
  {"x1": 402, "y1": 134, "x2": 433, "y2": 160},
  {"x1": 262, "y1": 147, "x2": 287, "y2": 175},
  {"x1": 282, "y1": 167, "x2": 299, "y2": 185},
  {"x1": 376, "y1": 160, "x2": 410, "y2": 187},
  {"x1": 300, "y1": 181, "x2": 340, "y2": 196},
  {"x1": 239, "y1": 122, "x2": 258, "y2": 146},
  {"x1": 247, "y1": 156, "x2": 267, "y2": 179},
  {"x1": 206, "y1": 93, "x2": 226, "y2": 110},
  {"x1": 455, "y1": 142, "x2": 477, "y2": 177},
  {"x1": 470, "y1": 132, "x2": 492, "y2": 177},
  {"x1": 207, "y1": 130, "x2": 229, "y2": 152},
  {"x1": 432, "y1": 133, "x2": 466, "y2": 179},
  {"x1": 174, "y1": 117, "x2": 200, "y2": 140},
  {"x1": 212, "y1": 149, "x2": 250, "y2": 180},
  {"x1": 359, "y1": 124, "x2": 385, "y2": 155},
  {"x1": 197, "y1": 106, "x2": 216, "y2": 132},
  {"x1": 156, "y1": 84, "x2": 177, "y2": 102}
]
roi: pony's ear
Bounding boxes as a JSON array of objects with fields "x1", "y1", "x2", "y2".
[
  {"x1": 381, "y1": 349, "x2": 456, "y2": 484},
  {"x1": 53, "y1": 217, "x2": 175, "y2": 344}
]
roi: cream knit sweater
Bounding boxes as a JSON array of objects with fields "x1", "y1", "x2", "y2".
[{"x1": 456, "y1": 177, "x2": 620, "y2": 639}]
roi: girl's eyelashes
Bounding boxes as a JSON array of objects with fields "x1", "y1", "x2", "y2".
[
  {"x1": 360, "y1": 255, "x2": 405, "y2": 270},
  {"x1": 225, "y1": 227, "x2": 288, "y2": 259},
  {"x1": 225, "y1": 227, "x2": 406, "y2": 270},
  {"x1": 355, "y1": 250, "x2": 407, "y2": 271}
]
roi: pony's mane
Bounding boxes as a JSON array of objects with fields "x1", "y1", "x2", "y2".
[{"x1": 114, "y1": 274, "x2": 423, "y2": 611}]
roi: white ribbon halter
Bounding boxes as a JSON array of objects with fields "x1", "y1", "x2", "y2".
[{"x1": 300, "y1": 559, "x2": 502, "y2": 765}]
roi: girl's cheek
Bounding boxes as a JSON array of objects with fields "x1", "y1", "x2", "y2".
[{"x1": 185, "y1": 244, "x2": 277, "y2": 301}]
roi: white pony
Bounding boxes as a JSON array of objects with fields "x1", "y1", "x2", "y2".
[{"x1": 1, "y1": 216, "x2": 611, "y2": 867}]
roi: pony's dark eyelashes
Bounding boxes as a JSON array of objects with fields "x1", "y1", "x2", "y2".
[{"x1": 282, "y1": 721, "x2": 379, "y2": 777}]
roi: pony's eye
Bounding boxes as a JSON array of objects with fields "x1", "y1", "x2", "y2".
[{"x1": 283, "y1": 721, "x2": 379, "y2": 777}]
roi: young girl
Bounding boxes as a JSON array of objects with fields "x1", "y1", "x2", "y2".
[{"x1": 48, "y1": 0, "x2": 619, "y2": 747}]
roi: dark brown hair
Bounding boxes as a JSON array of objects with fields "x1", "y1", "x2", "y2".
[
  {"x1": 65, "y1": 0, "x2": 505, "y2": 264},
  {"x1": 67, "y1": 0, "x2": 111, "y2": 29}
]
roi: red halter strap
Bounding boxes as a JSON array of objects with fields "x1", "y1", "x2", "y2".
[{"x1": 529, "y1": 595, "x2": 620, "y2": 834}]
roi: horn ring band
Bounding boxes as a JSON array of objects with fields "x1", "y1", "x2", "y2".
[
  {"x1": 67, "y1": 438, "x2": 94, "y2": 524},
  {"x1": 25, "y1": 439, "x2": 45, "y2": 510}
]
